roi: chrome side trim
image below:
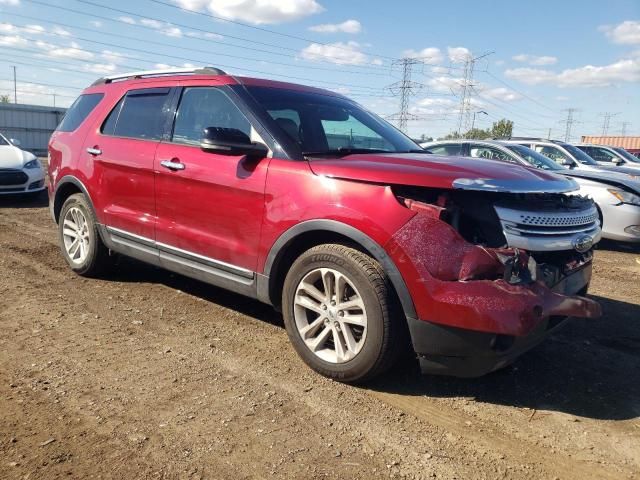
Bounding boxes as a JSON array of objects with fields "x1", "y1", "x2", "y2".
[
  {"x1": 105, "y1": 226, "x2": 254, "y2": 279},
  {"x1": 157, "y1": 242, "x2": 254, "y2": 279}
]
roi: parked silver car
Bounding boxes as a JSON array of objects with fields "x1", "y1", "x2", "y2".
[
  {"x1": 495, "y1": 137, "x2": 640, "y2": 178},
  {"x1": 421, "y1": 139, "x2": 640, "y2": 243},
  {"x1": 575, "y1": 144, "x2": 640, "y2": 170}
]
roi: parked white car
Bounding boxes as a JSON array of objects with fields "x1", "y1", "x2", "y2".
[
  {"x1": 0, "y1": 133, "x2": 46, "y2": 196},
  {"x1": 575, "y1": 144, "x2": 640, "y2": 170},
  {"x1": 420, "y1": 139, "x2": 640, "y2": 243}
]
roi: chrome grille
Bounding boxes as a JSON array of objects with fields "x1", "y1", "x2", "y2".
[{"x1": 494, "y1": 204, "x2": 601, "y2": 252}]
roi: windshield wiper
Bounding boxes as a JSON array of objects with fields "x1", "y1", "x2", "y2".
[{"x1": 303, "y1": 147, "x2": 391, "y2": 158}]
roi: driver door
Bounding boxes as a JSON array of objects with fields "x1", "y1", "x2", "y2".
[{"x1": 154, "y1": 85, "x2": 270, "y2": 273}]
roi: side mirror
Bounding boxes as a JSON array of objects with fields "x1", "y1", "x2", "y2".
[
  {"x1": 614, "y1": 159, "x2": 624, "y2": 166},
  {"x1": 560, "y1": 158, "x2": 573, "y2": 167},
  {"x1": 10, "y1": 138, "x2": 21, "y2": 147},
  {"x1": 200, "y1": 127, "x2": 268, "y2": 157}
]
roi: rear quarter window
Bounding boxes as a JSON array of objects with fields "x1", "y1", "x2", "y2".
[{"x1": 56, "y1": 93, "x2": 104, "y2": 132}]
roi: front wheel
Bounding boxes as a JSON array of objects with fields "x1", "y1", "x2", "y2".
[{"x1": 282, "y1": 244, "x2": 402, "y2": 383}]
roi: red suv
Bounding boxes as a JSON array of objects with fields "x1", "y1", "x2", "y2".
[{"x1": 48, "y1": 67, "x2": 601, "y2": 382}]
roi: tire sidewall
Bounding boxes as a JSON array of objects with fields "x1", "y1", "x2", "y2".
[
  {"x1": 283, "y1": 248, "x2": 387, "y2": 382},
  {"x1": 58, "y1": 194, "x2": 100, "y2": 275}
]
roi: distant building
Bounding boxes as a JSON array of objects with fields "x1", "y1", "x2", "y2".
[
  {"x1": 0, "y1": 103, "x2": 67, "y2": 156},
  {"x1": 580, "y1": 135, "x2": 640, "y2": 155}
]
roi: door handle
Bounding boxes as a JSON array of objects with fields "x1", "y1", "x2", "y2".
[
  {"x1": 160, "y1": 159, "x2": 185, "y2": 171},
  {"x1": 86, "y1": 147, "x2": 102, "y2": 156}
]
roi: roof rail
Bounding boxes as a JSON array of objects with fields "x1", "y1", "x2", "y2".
[{"x1": 91, "y1": 66, "x2": 226, "y2": 86}]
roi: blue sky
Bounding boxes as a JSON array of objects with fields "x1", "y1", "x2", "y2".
[{"x1": 0, "y1": 0, "x2": 638, "y2": 140}]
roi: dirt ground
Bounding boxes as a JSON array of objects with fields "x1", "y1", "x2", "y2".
[{"x1": 0, "y1": 192, "x2": 639, "y2": 480}]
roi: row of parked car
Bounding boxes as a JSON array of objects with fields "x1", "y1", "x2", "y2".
[
  {"x1": 1, "y1": 66, "x2": 634, "y2": 383},
  {"x1": 420, "y1": 138, "x2": 640, "y2": 243}
]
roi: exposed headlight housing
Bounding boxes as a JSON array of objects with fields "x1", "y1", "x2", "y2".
[
  {"x1": 23, "y1": 159, "x2": 41, "y2": 169},
  {"x1": 608, "y1": 188, "x2": 640, "y2": 207}
]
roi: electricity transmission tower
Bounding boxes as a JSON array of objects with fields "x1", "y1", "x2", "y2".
[
  {"x1": 455, "y1": 52, "x2": 493, "y2": 136},
  {"x1": 600, "y1": 112, "x2": 620, "y2": 136},
  {"x1": 621, "y1": 121, "x2": 631, "y2": 136},
  {"x1": 561, "y1": 108, "x2": 578, "y2": 142},
  {"x1": 386, "y1": 58, "x2": 424, "y2": 133}
]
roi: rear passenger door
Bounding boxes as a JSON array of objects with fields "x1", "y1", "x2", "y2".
[
  {"x1": 154, "y1": 85, "x2": 270, "y2": 274},
  {"x1": 86, "y1": 87, "x2": 173, "y2": 240}
]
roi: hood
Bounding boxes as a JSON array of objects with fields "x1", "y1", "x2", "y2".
[
  {"x1": 562, "y1": 169, "x2": 640, "y2": 194},
  {"x1": 308, "y1": 153, "x2": 578, "y2": 193},
  {"x1": 0, "y1": 145, "x2": 33, "y2": 169},
  {"x1": 589, "y1": 163, "x2": 640, "y2": 177}
]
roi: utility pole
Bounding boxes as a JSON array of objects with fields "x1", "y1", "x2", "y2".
[
  {"x1": 600, "y1": 112, "x2": 620, "y2": 136},
  {"x1": 52, "y1": 93, "x2": 57, "y2": 108},
  {"x1": 621, "y1": 121, "x2": 631, "y2": 136},
  {"x1": 547, "y1": 128, "x2": 552, "y2": 139},
  {"x1": 471, "y1": 110, "x2": 487, "y2": 131},
  {"x1": 561, "y1": 108, "x2": 578, "y2": 142},
  {"x1": 12, "y1": 66, "x2": 17, "y2": 104},
  {"x1": 455, "y1": 51, "x2": 493, "y2": 136},
  {"x1": 385, "y1": 57, "x2": 424, "y2": 133}
]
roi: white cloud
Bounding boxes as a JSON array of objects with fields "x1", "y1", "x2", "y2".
[
  {"x1": 402, "y1": 47, "x2": 443, "y2": 64},
  {"x1": 47, "y1": 41, "x2": 94, "y2": 61},
  {"x1": 172, "y1": 0, "x2": 324, "y2": 25},
  {"x1": 599, "y1": 20, "x2": 640, "y2": 45},
  {"x1": 479, "y1": 86, "x2": 522, "y2": 102},
  {"x1": 118, "y1": 16, "x2": 137, "y2": 25},
  {"x1": 427, "y1": 75, "x2": 463, "y2": 93},
  {"x1": 0, "y1": 0, "x2": 20, "y2": 4},
  {"x1": 309, "y1": 19, "x2": 361, "y2": 34},
  {"x1": 448, "y1": 46, "x2": 471, "y2": 62},
  {"x1": 140, "y1": 19, "x2": 163, "y2": 29},
  {"x1": 300, "y1": 41, "x2": 369, "y2": 65},
  {"x1": 138, "y1": 18, "x2": 183, "y2": 37},
  {"x1": 186, "y1": 31, "x2": 224, "y2": 40},
  {"x1": 90, "y1": 21, "x2": 103, "y2": 28},
  {"x1": 25, "y1": 24, "x2": 45, "y2": 34},
  {"x1": 52, "y1": 26, "x2": 72, "y2": 37},
  {"x1": 505, "y1": 58, "x2": 640, "y2": 87},
  {"x1": 512, "y1": 54, "x2": 558, "y2": 66}
]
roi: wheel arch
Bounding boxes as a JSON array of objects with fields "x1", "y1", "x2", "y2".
[
  {"x1": 261, "y1": 220, "x2": 417, "y2": 320},
  {"x1": 53, "y1": 176, "x2": 96, "y2": 224}
]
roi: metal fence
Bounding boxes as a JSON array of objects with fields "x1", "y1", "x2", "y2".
[{"x1": 0, "y1": 103, "x2": 67, "y2": 156}]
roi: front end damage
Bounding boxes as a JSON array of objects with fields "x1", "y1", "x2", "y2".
[{"x1": 386, "y1": 187, "x2": 602, "y2": 377}]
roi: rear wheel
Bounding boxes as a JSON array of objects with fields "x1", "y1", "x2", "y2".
[
  {"x1": 58, "y1": 193, "x2": 110, "y2": 276},
  {"x1": 282, "y1": 244, "x2": 402, "y2": 383}
]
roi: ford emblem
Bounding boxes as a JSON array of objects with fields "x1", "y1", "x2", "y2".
[{"x1": 572, "y1": 234, "x2": 593, "y2": 253}]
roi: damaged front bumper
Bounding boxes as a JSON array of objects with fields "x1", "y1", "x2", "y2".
[
  {"x1": 407, "y1": 263, "x2": 592, "y2": 377},
  {"x1": 385, "y1": 205, "x2": 601, "y2": 378}
]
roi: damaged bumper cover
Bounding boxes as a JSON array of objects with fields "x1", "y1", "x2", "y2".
[{"x1": 386, "y1": 206, "x2": 601, "y2": 377}]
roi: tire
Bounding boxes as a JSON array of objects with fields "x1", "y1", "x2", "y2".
[
  {"x1": 282, "y1": 244, "x2": 402, "y2": 383},
  {"x1": 58, "y1": 193, "x2": 110, "y2": 276}
]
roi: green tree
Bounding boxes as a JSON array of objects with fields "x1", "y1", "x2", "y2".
[
  {"x1": 0, "y1": 94, "x2": 10, "y2": 103},
  {"x1": 490, "y1": 118, "x2": 514, "y2": 138},
  {"x1": 464, "y1": 128, "x2": 491, "y2": 140}
]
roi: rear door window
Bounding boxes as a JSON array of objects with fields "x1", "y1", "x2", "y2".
[
  {"x1": 56, "y1": 93, "x2": 104, "y2": 132},
  {"x1": 534, "y1": 145, "x2": 571, "y2": 165},
  {"x1": 109, "y1": 88, "x2": 172, "y2": 141}
]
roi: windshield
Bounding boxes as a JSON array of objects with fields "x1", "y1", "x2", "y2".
[
  {"x1": 505, "y1": 144, "x2": 564, "y2": 171},
  {"x1": 0, "y1": 134, "x2": 9, "y2": 146},
  {"x1": 241, "y1": 86, "x2": 420, "y2": 156},
  {"x1": 614, "y1": 147, "x2": 640, "y2": 163},
  {"x1": 562, "y1": 144, "x2": 599, "y2": 165}
]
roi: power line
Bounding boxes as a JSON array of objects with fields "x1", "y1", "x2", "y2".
[
  {"x1": 483, "y1": 70, "x2": 557, "y2": 114},
  {"x1": 0, "y1": 31, "x2": 388, "y2": 93},
  {"x1": 146, "y1": 0, "x2": 398, "y2": 62},
  {"x1": 23, "y1": 0, "x2": 391, "y2": 72},
  {"x1": 3, "y1": 12, "x2": 392, "y2": 78},
  {"x1": 385, "y1": 58, "x2": 424, "y2": 132}
]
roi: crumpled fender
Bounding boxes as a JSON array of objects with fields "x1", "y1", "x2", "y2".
[{"x1": 385, "y1": 209, "x2": 601, "y2": 336}]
